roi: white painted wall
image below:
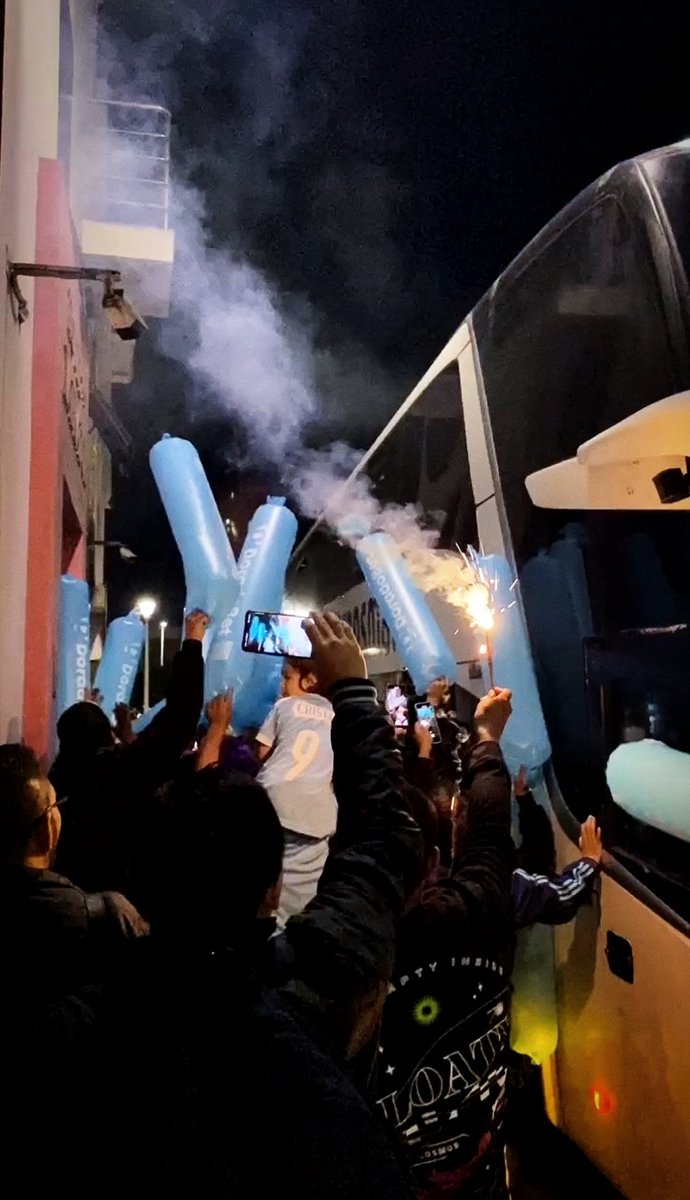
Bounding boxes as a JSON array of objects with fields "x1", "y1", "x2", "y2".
[{"x1": 0, "y1": 0, "x2": 60, "y2": 740}]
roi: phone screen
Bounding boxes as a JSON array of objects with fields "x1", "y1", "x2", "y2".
[
  {"x1": 415, "y1": 702, "x2": 441, "y2": 742},
  {"x1": 242, "y1": 610, "x2": 312, "y2": 658}
]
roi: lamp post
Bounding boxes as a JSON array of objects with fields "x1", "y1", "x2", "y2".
[
  {"x1": 159, "y1": 619, "x2": 168, "y2": 668},
  {"x1": 135, "y1": 596, "x2": 157, "y2": 710}
]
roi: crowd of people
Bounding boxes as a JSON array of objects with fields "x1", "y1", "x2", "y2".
[{"x1": 0, "y1": 608, "x2": 602, "y2": 1199}]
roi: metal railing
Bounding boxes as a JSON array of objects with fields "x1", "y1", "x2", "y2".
[{"x1": 83, "y1": 99, "x2": 171, "y2": 230}]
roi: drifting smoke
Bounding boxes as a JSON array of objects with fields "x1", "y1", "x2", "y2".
[
  {"x1": 161, "y1": 181, "x2": 319, "y2": 462},
  {"x1": 97, "y1": 3, "x2": 487, "y2": 619},
  {"x1": 292, "y1": 444, "x2": 494, "y2": 629}
]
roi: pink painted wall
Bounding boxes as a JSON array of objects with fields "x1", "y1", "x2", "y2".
[{"x1": 23, "y1": 157, "x2": 88, "y2": 756}]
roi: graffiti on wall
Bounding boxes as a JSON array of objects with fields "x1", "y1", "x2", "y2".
[
  {"x1": 61, "y1": 287, "x2": 88, "y2": 486},
  {"x1": 337, "y1": 594, "x2": 393, "y2": 655}
]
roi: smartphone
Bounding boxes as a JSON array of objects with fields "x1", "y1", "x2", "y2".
[
  {"x1": 393, "y1": 697, "x2": 409, "y2": 729},
  {"x1": 415, "y1": 702, "x2": 441, "y2": 742},
  {"x1": 242, "y1": 610, "x2": 312, "y2": 658}
]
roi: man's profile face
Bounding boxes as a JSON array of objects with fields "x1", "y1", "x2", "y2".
[{"x1": 29, "y1": 777, "x2": 61, "y2": 864}]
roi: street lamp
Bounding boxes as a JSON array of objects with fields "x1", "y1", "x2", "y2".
[
  {"x1": 159, "y1": 619, "x2": 168, "y2": 668},
  {"x1": 135, "y1": 596, "x2": 157, "y2": 710},
  {"x1": 92, "y1": 540, "x2": 137, "y2": 561}
]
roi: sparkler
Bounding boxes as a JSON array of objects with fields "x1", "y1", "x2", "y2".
[{"x1": 447, "y1": 546, "x2": 517, "y2": 692}]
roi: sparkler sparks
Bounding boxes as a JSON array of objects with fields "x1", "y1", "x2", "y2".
[
  {"x1": 394, "y1": 534, "x2": 517, "y2": 692},
  {"x1": 443, "y1": 547, "x2": 516, "y2": 691}
]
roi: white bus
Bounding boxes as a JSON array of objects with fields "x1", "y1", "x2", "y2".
[{"x1": 296, "y1": 142, "x2": 690, "y2": 1199}]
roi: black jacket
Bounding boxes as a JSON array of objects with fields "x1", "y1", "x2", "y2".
[
  {"x1": 0, "y1": 866, "x2": 131, "y2": 1039},
  {"x1": 54, "y1": 639, "x2": 203, "y2": 898},
  {"x1": 39, "y1": 678, "x2": 421, "y2": 1200},
  {"x1": 370, "y1": 737, "x2": 514, "y2": 1200}
]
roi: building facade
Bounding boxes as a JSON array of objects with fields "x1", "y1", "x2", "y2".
[{"x1": 0, "y1": 0, "x2": 174, "y2": 754}]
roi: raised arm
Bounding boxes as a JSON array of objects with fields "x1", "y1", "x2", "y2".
[
  {"x1": 195, "y1": 692, "x2": 233, "y2": 772},
  {"x1": 514, "y1": 814, "x2": 604, "y2": 929},
  {"x1": 117, "y1": 610, "x2": 207, "y2": 788},
  {"x1": 284, "y1": 614, "x2": 421, "y2": 1028},
  {"x1": 513, "y1": 856, "x2": 600, "y2": 929},
  {"x1": 417, "y1": 689, "x2": 514, "y2": 940}
]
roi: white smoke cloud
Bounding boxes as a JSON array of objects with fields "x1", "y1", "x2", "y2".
[
  {"x1": 159, "y1": 179, "x2": 319, "y2": 461},
  {"x1": 290, "y1": 443, "x2": 489, "y2": 629},
  {"x1": 94, "y1": 6, "x2": 487, "y2": 619}
]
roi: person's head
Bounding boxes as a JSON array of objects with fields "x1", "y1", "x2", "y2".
[
  {"x1": 281, "y1": 657, "x2": 319, "y2": 697},
  {"x1": 56, "y1": 701, "x2": 114, "y2": 758},
  {"x1": 0, "y1": 744, "x2": 61, "y2": 868},
  {"x1": 151, "y1": 770, "x2": 284, "y2": 948}
]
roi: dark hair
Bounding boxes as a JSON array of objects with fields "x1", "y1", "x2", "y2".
[
  {"x1": 56, "y1": 702, "x2": 113, "y2": 754},
  {"x1": 0, "y1": 744, "x2": 45, "y2": 862},
  {"x1": 150, "y1": 770, "x2": 284, "y2": 947},
  {"x1": 285, "y1": 656, "x2": 317, "y2": 680},
  {"x1": 50, "y1": 702, "x2": 115, "y2": 799}
]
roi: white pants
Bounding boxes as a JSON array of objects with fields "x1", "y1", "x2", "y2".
[{"x1": 277, "y1": 831, "x2": 330, "y2": 927}]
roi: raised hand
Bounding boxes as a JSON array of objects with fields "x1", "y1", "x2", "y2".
[
  {"x1": 414, "y1": 721, "x2": 434, "y2": 759},
  {"x1": 513, "y1": 765, "x2": 529, "y2": 796},
  {"x1": 206, "y1": 690, "x2": 233, "y2": 732},
  {"x1": 474, "y1": 687, "x2": 513, "y2": 743},
  {"x1": 302, "y1": 611, "x2": 367, "y2": 692},
  {"x1": 579, "y1": 815, "x2": 603, "y2": 863}
]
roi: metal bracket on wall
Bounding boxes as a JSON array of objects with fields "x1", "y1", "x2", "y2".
[{"x1": 6, "y1": 263, "x2": 123, "y2": 327}]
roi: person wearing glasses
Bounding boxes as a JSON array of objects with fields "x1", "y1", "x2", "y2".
[{"x1": 0, "y1": 743, "x2": 148, "y2": 1025}]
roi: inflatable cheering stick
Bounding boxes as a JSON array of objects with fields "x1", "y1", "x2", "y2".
[
  {"x1": 56, "y1": 575, "x2": 91, "y2": 718},
  {"x1": 95, "y1": 613, "x2": 146, "y2": 719},
  {"x1": 477, "y1": 553, "x2": 551, "y2": 775},
  {"x1": 356, "y1": 531, "x2": 456, "y2": 693},
  {"x1": 209, "y1": 498, "x2": 298, "y2": 728},
  {"x1": 150, "y1": 435, "x2": 239, "y2": 623}
]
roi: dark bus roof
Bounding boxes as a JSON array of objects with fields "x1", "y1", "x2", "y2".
[{"x1": 478, "y1": 141, "x2": 690, "y2": 311}]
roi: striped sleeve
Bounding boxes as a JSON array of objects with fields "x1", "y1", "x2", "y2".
[{"x1": 512, "y1": 857, "x2": 600, "y2": 929}]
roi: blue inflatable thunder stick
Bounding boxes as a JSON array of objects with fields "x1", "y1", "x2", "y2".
[
  {"x1": 233, "y1": 657, "x2": 284, "y2": 732},
  {"x1": 149, "y1": 435, "x2": 239, "y2": 623},
  {"x1": 607, "y1": 739, "x2": 690, "y2": 844},
  {"x1": 95, "y1": 613, "x2": 146, "y2": 719},
  {"x1": 132, "y1": 697, "x2": 164, "y2": 736},
  {"x1": 356, "y1": 532, "x2": 457, "y2": 693},
  {"x1": 477, "y1": 554, "x2": 551, "y2": 776},
  {"x1": 208, "y1": 498, "x2": 298, "y2": 729},
  {"x1": 474, "y1": 555, "x2": 555, "y2": 1064},
  {"x1": 56, "y1": 575, "x2": 91, "y2": 718}
]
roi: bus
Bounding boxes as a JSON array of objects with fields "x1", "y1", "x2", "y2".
[{"x1": 293, "y1": 141, "x2": 690, "y2": 1198}]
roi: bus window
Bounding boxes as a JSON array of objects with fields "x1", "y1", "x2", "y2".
[
  {"x1": 293, "y1": 363, "x2": 477, "y2": 663},
  {"x1": 474, "y1": 191, "x2": 683, "y2": 567},
  {"x1": 646, "y1": 147, "x2": 690, "y2": 315},
  {"x1": 474, "y1": 182, "x2": 690, "y2": 918},
  {"x1": 365, "y1": 365, "x2": 477, "y2": 550}
]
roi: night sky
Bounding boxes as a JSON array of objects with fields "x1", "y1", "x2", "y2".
[{"x1": 102, "y1": 0, "x2": 688, "y2": 620}]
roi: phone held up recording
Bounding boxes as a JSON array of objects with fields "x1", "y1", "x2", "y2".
[
  {"x1": 415, "y1": 702, "x2": 442, "y2": 742},
  {"x1": 242, "y1": 610, "x2": 312, "y2": 659}
]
